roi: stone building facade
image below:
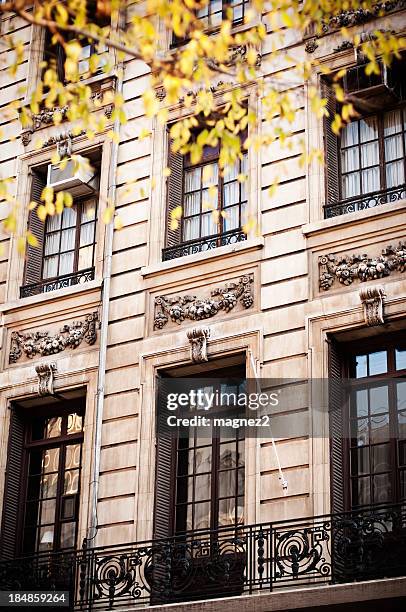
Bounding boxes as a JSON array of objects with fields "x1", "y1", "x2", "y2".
[{"x1": 0, "y1": 2, "x2": 406, "y2": 610}]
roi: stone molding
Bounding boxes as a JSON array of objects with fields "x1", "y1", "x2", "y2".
[
  {"x1": 359, "y1": 286, "x2": 386, "y2": 326},
  {"x1": 9, "y1": 312, "x2": 99, "y2": 363},
  {"x1": 35, "y1": 362, "x2": 57, "y2": 396},
  {"x1": 187, "y1": 327, "x2": 210, "y2": 363},
  {"x1": 318, "y1": 242, "x2": 406, "y2": 291},
  {"x1": 153, "y1": 274, "x2": 254, "y2": 329}
]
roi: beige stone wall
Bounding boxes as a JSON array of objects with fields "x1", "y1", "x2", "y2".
[{"x1": 0, "y1": 5, "x2": 406, "y2": 552}]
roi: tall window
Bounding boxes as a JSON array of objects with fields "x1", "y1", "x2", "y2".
[
  {"x1": 22, "y1": 411, "x2": 84, "y2": 554},
  {"x1": 155, "y1": 365, "x2": 246, "y2": 538},
  {"x1": 340, "y1": 109, "x2": 406, "y2": 200},
  {"x1": 330, "y1": 333, "x2": 406, "y2": 512},
  {"x1": 43, "y1": 199, "x2": 97, "y2": 281},
  {"x1": 196, "y1": 0, "x2": 248, "y2": 28},
  {"x1": 164, "y1": 138, "x2": 248, "y2": 260}
]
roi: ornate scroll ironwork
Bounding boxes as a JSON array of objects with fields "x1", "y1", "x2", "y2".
[
  {"x1": 318, "y1": 242, "x2": 406, "y2": 291},
  {"x1": 0, "y1": 504, "x2": 405, "y2": 608},
  {"x1": 154, "y1": 274, "x2": 254, "y2": 329},
  {"x1": 324, "y1": 184, "x2": 406, "y2": 218},
  {"x1": 162, "y1": 229, "x2": 247, "y2": 261},
  {"x1": 20, "y1": 267, "x2": 95, "y2": 298},
  {"x1": 9, "y1": 312, "x2": 98, "y2": 363}
]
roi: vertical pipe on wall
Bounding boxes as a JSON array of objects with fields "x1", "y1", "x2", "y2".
[{"x1": 87, "y1": 29, "x2": 125, "y2": 543}]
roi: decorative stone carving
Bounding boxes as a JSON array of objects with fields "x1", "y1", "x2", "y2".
[
  {"x1": 318, "y1": 242, "x2": 406, "y2": 291},
  {"x1": 154, "y1": 274, "x2": 254, "y2": 329},
  {"x1": 305, "y1": 38, "x2": 318, "y2": 53},
  {"x1": 42, "y1": 130, "x2": 86, "y2": 150},
  {"x1": 35, "y1": 362, "x2": 57, "y2": 396},
  {"x1": 325, "y1": 1, "x2": 406, "y2": 33},
  {"x1": 9, "y1": 312, "x2": 99, "y2": 363},
  {"x1": 187, "y1": 327, "x2": 210, "y2": 363},
  {"x1": 21, "y1": 129, "x2": 33, "y2": 146},
  {"x1": 104, "y1": 104, "x2": 114, "y2": 118},
  {"x1": 359, "y1": 286, "x2": 386, "y2": 326},
  {"x1": 333, "y1": 40, "x2": 354, "y2": 53}
]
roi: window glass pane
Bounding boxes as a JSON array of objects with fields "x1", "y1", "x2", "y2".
[
  {"x1": 64, "y1": 469, "x2": 80, "y2": 495},
  {"x1": 223, "y1": 181, "x2": 239, "y2": 206},
  {"x1": 183, "y1": 217, "x2": 200, "y2": 241},
  {"x1": 67, "y1": 413, "x2": 83, "y2": 434},
  {"x1": 351, "y1": 446, "x2": 369, "y2": 475},
  {"x1": 223, "y1": 205, "x2": 239, "y2": 232},
  {"x1": 201, "y1": 212, "x2": 218, "y2": 237},
  {"x1": 44, "y1": 232, "x2": 60, "y2": 256},
  {"x1": 353, "y1": 418, "x2": 369, "y2": 446},
  {"x1": 80, "y1": 221, "x2": 95, "y2": 247},
  {"x1": 219, "y1": 470, "x2": 236, "y2": 497},
  {"x1": 195, "y1": 446, "x2": 211, "y2": 474},
  {"x1": 65, "y1": 444, "x2": 81, "y2": 470},
  {"x1": 370, "y1": 413, "x2": 389, "y2": 443},
  {"x1": 40, "y1": 471, "x2": 59, "y2": 499},
  {"x1": 341, "y1": 147, "x2": 359, "y2": 172},
  {"x1": 384, "y1": 109, "x2": 402, "y2": 136},
  {"x1": 185, "y1": 168, "x2": 201, "y2": 192},
  {"x1": 62, "y1": 206, "x2": 77, "y2": 228},
  {"x1": 342, "y1": 172, "x2": 360, "y2": 198},
  {"x1": 47, "y1": 214, "x2": 61, "y2": 232},
  {"x1": 184, "y1": 192, "x2": 200, "y2": 217},
  {"x1": 59, "y1": 251, "x2": 75, "y2": 276},
  {"x1": 355, "y1": 389, "x2": 368, "y2": 418},
  {"x1": 38, "y1": 526, "x2": 54, "y2": 552},
  {"x1": 60, "y1": 228, "x2": 75, "y2": 252},
  {"x1": 219, "y1": 498, "x2": 237, "y2": 526},
  {"x1": 384, "y1": 133, "x2": 402, "y2": 162},
  {"x1": 43, "y1": 256, "x2": 58, "y2": 279},
  {"x1": 355, "y1": 354, "x2": 368, "y2": 378},
  {"x1": 369, "y1": 385, "x2": 389, "y2": 415},
  {"x1": 341, "y1": 121, "x2": 359, "y2": 147},
  {"x1": 60, "y1": 522, "x2": 75, "y2": 549},
  {"x1": 38, "y1": 498, "x2": 56, "y2": 526},
  {"x1": 354, "y1": 476, "x2": 370, "y2": 506},
  {"x1": 43, "y1": 447, "x2": 60, "y2": 475},
  {"x1": 202, "y1": 163, "x2": 218, "y2": 188},
  {"x1": 371, "y1": 443, "x2": 391, "y2": 472},
  {"x1": 192, "y1": 501, "x2": 210, "y2": 530},
  {"x1": 399, "y1": 441, "x2": 406, "y2": 466},
  {"x1": 78, "y1": 245, "x2": 93, "y2": 270},
  {"x1": 360, "y1": 141, "x2": 379, "y2": 168},
  {"x1": 81, "y1": 200, "x2": 96, "y2": 222},
  {"x1": 373, "y1": 473, "x2": 391, "y2": 503},
  {"x1": 369, "y1": 351, "x2": 387, "y2": 375},
  {"x1": 194, "y1": 473, "x2": 211, "y2": 501},
  {"x1": 397, "y1": 381, "x2": 406, "y2": 439},
  {"x1": 359, "y1": 116, "x2": 378, "y2": 142},
  {"x1": 361, "y1": 167, "x2": 380, "y2": 193},
  {"x1": 386, "y1": 160, "x2": 404, "y2": 188},
  {"x1": 396, "y1": 348, "x2": 406, "y2": 370},
  {"x1": 45, "y1": 417, "x2": 62, "y2": 438}
]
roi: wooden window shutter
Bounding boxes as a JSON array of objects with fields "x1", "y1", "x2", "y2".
[
  {"x1": 23, "y1": 171, "x2": 46, "y2": 286},
  {"x1": 328, "y1": 337, "x2": 346, "y2": 514},
  {"x1": 322, "y1": 79, "x2": 340, "y2": 205},
  {"x1": 0, "y1": 406, "x2": 25, "y2": 560},
  {"x1": 153, "y1": 376, "x2": 175, "y2": 539},
  {"x1": 165, "y1": 138, "x2": 184, "y2": 248}
]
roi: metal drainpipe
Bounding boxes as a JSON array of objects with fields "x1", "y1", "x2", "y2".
[{"x1": 87, "y1": 51, "x2": 124, "y2": 544}]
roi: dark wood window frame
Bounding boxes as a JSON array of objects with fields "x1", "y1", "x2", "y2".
[
  {"x1": 41, "y1": 196, "x2": 98, "y2": 283},
  {"x1": 330, "y1": 332, "x2": 406, "y2": 513},
  {"x1": 338, "y1": 103, "x2": 406, "y2": 201},
  {"x1": 20, "y1": 406, "x2": 85, "y2": 555}
]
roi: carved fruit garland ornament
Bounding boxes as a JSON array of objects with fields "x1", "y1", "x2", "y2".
[
  {"x1": 154, "y1": 275, "x2": 254, "y2": 329},
  {"x1": 9, "y1": 312, "x2": 99, "y2": 363}
]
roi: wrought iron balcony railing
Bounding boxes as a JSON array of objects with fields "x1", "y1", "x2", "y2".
[
  {"x1": 162, "y1": 229, "x2": 247, "y2": 261},
  {"x1": 20, "y1": 268, "x2": 95, "y2": 298},
  {"x1": 324, "y1": 184, "x2": 406, "y2": 218},
  {"x1": 0, "y1": 503, "x2": 405, "y2": 610}
]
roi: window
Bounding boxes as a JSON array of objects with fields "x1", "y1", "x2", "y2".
[
  {"x1": 0, "y1": 398, "x2": 85, "y2": 560},
  {"x1": 163, "y1": 138, "x2": 248, "y2": 260},
  {"x1": 323, "y1": 62, "x2": 406, "y2": 218},
  {"x1": 340, "y1": 109, "x2": 406, "y2": 200},
  {"x1": 42, "y1": 199, "x2": 97, "y2": 281},
  {"x1": 21, "y1": 156, "x2": 99, "y2": 298},
  {"x1": 154, "y1": 364, "x2": 246, "y2": 538},
  {"x1": 196, "y1": 0, "x2": 248, "y2": 28},
  {"x1": 330, "y1": 333, "x2": 406, "y2": 512}
]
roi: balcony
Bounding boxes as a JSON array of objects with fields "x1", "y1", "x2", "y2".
[
  {"x1": 324, "y1": 184, "x2": 406, "y2": 218},
  {"x1": 162, "y1": 229, "x2": 247, "y2": 261},
  {"x1": 0, "y1": 503, "x2": 405, "y2": 610},
  {"x1": 20, "y1": 268, "x2": 95, "y2": 298}
]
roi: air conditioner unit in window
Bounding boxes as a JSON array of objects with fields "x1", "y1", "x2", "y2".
[
  {"x1": 47, "y1": 157, "x2": 99, "y2": 197},
  {"x1": 343, "y1": 60, "x2": 404, "y2": 108}
]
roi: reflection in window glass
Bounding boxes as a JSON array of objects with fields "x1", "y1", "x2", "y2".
[{"x1": 396, "y1": 348, "x2": 406, "y2": 370}]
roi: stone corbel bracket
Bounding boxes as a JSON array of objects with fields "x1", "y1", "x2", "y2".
[
  {"x1": 187, "y1": 327, "x2": 210, "y2": 363},
  {"x1": 359, "y1": 286, "x2": 386, "y2": 326},
  {"x1": 35, "y1": 362, "x2": 57, "y2": 397}
]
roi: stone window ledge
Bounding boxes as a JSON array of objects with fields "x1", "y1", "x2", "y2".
[
  {"x1": 141, "y1": 236, "x2": 264, "y2": 279},
  {"x1": 303, "y1": 198, "x2": 406, "y2": 238}
]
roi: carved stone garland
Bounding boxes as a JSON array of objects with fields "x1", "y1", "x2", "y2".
[
  {"x1": 318, "y1": 242, "x2": 406, "y2": 291},
  {"x1": 359, "y1": 286, "x2": 386, "y2": 326},
  {"x1": 154, "y1": 274, "x2": 254, "y2": 330},
  {"x1": 9, "y1": 312, "x2": 99, "y2": 364}
]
